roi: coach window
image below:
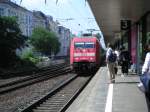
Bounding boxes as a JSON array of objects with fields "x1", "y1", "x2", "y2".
[
  {"x1": 85, "y1": 42, "x2": 95, "y2": 48},
  {"x1": 74, "y1": 42, "x2": 84, "y2": 48}
]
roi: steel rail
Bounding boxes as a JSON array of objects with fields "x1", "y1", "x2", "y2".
[
  {"x1": 0, "y1": 64, "x2": 69, "y2": 88},
  {"x1": 0, "y1": 63, "x2": 66, "y2": 78},
  {"x1": 0, "y1": 67, "x2": 72, "y2": 94},
  {"x1": 17, "y1": 74, "x2": 93, "y2": 112}
]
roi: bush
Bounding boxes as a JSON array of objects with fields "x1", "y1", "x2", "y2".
[
  {"x1": 0, "y1": 16, "x2": 25, "y2": 68},
  {"x1": 20, "y1": 48, "x2": 40, "y2": 64},
  {"x1": 30, "y1": 27, "x2": 60, "y2": 55}
]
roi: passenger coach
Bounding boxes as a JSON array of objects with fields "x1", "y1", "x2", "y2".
[{"x1": 70, "y1": 37, "x2": 100, "y2": 72}]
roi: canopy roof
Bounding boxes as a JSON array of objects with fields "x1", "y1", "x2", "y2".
[{"x1": 88, "y1": 0, "x2": 150, "y2": 44}]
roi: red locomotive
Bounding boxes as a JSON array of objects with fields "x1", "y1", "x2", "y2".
[{"x1": 70, "y1": 37, "x2": 100, "y2": 72}]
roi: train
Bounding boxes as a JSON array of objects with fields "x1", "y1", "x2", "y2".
[{"x1": 70, "y1": 36, "x2": 101, "y2": 72}]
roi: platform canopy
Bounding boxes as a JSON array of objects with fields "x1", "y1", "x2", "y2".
[{"x1": 87, "y1": 0, "x2": 150, "y2": 45}]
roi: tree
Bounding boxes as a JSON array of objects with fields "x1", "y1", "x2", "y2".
[
  {"x1": 0, "y1": 16, "x2": 25, "y2": 67},
  {"x1": 52, "y1": 37, "x2": 61, "y2": 55},
  {"x1": 30, "y1": 27, "x2": 60, "y2": 56}
]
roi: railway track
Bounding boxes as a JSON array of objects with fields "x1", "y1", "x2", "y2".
[
  {"x1": 1, "y1": 63, "x2": 67, "y2": 78},
  {"x1": 16, "y1": 74, "x2": 93, "y2": 112},
  {"x1": 0, "y1": 63, "x2": 68, "y2": 88},
  {"x1": 0, "y1": 64, "x2": 71, "y2": 94}
]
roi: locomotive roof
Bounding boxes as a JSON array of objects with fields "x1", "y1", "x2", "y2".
[{"x1": 72, "y1": 37, "x2": 98, "y2": 42}]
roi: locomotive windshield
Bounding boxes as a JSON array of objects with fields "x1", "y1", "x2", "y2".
[
  {"x1": 74, "y1": 42, "x2": 95, "y2": 48},
  {"x1": 85, "y1": 42, "x2": 95, "y2": 48},
  {"x1": 74, "y1": 42, "x2": 84, "y2": 48}
]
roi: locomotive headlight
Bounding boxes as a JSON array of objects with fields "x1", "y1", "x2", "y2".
[
  {"x1": 90, "y1": 57, "x2": 94, "y2": 60},
  {"x1": 75, "y1": 57, "x2": 79, "y2": 60}
]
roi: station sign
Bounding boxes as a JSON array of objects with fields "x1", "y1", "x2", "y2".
[{"x1": 121, "y1": 20, "x2": 131, "y2": 30}]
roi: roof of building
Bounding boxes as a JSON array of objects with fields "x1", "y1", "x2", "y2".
[{"x1": 0, "y1": 0, "x2": 32, "y2": 13}]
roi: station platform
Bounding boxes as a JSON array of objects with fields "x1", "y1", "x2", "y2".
[{"x1": 66, "y1": 67, "x2": 149, "y2": 112}]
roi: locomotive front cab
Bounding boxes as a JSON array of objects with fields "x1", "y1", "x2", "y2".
[{"x1": 73, "y1": 41, "x2": 96, "y2": 71}]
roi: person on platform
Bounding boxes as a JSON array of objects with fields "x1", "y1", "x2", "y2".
[
  {"x1": 138, "y1": 44, "x2": 150, "y2": 93},
  {"x1": 142, "y1": 44, "x2": 150, "y2": 75},
  {"x1": 114, "y1": 48, "x2": 120, "y2": 74},
  {"x1": 119, "y1": 46, "x2": 131, "y2": 77},
  {"x1": 106, "y1": 43, "x2": 116, "y2": 83}
]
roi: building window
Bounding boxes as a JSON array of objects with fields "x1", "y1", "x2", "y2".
[
  {"x1": 29, "y1": 16, "x2": 31, "y2": 24},
  {"x1": 0, "y1": 8, "x2": 4, "y2": 16},
  {"x1": 58, "y1": 27, "x2": 62, "y2": 34},
  {"x1": 26, "y1": 28, "x2": 28, "y2": 36},
  {"x1": 12, "y1": 11, "x2": 15, "y2": 16},
  {"x1": 8, "y1": 9, "x2": 11, "y2": 15},
  {"x1": 26, "y1": 15, "x2": 28, "y2": 24}
]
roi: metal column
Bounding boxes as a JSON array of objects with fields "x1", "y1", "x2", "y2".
[{"x1": 136, "y1": 23, "x2": 140, "y2": 75}]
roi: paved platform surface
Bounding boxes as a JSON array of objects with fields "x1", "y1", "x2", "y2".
[{"x1": 66, "y1": 67, "x2": 149, "y2": 112}]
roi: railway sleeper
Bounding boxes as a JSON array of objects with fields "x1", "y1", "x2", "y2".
[
  {"x1": 45, "y1": 99, "x2": 67, "y2": 102},
  {"x1": 33, "y1": 109, "x2": 57, "y2": 112},
  {"x1": 40, "y1": 104, "x2": 64, "y2": 107},
  {"x1": 42, "y1": 102, "x2": 64, "y2": 105},
  {"x1": 36, "y1": 106, "x2": 61, "y2": 109}
]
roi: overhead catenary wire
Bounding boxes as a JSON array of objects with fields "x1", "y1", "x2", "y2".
[
  {"x1": 68, "y1": 0, "x2": 88, "y2": 29},
  {"x1": 55, "y1": 0, "x2": 76, "y2": 32},
  {"x1": 52, "y1": 0, "x2": 88, "y2": 32},
  {"x1": 66, "y1": 0, "x2": 99, "y2": 34},
  {"x1": 20, "y1": 0, "x2": 59, "y2": 4},
  {"x1": 18, "y1": 0, "x2": 99, "y2": 34}
]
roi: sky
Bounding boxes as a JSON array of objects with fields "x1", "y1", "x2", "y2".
[{"x1": 11, "y1": 0, "x2": 106, "y2": 48}]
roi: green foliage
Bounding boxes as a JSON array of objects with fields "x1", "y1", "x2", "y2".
[
  {"x1": 0, "y1": 16, "x2": 25, "y2": 67},
  {"x1": 20, "y1": 49, "x2": 40, "y2": 64},
  {"x1": 52, "y1": 37, "x2": 61, "y2": 55},
  {"x1": 20, "y1": 49, "x2": 34, "y2": 59},
  {"x1": 30, "y1": 27, "x2": 60, "y2": 55},
  {"x1": 0, "y1": 16, "x2": 24, "y2": 48}
]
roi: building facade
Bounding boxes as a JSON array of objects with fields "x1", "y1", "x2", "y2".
[
  {"x1": 46, "y1": 16, "x2": 59, "y2": 33},
  {"x1": 0, "y1": 0, "x2": 71, "y2": 57},
  {"x1": 0, "y1": 0, "x2": 33, "y2": 36},
  {"x1": 57, "y1": 26, "x2": 71, "y2": 57},
  {"x1": 32, "y1": 11, "x2": 47, "y2": 30}
]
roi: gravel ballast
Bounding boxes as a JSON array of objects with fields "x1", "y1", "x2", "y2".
[{"x1": 0, "y1": 73, "x2": 75, "y2": 112}]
